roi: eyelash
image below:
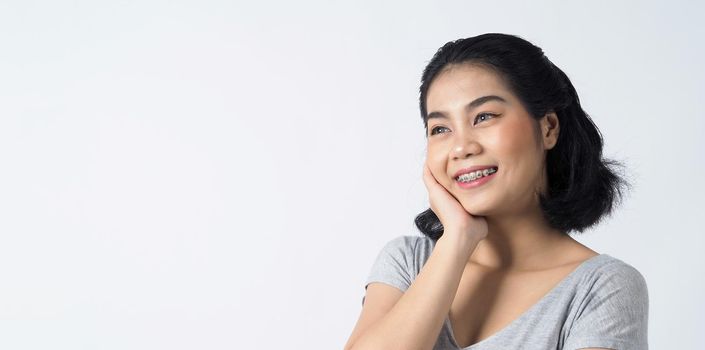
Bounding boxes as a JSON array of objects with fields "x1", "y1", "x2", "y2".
[{"x1": 429, "y1": 113, "x2": 498, "y2": 136}]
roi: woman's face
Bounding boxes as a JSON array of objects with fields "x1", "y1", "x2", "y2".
[{"x1": 424, "y1": 63, "x2": 559, "y2": 217}]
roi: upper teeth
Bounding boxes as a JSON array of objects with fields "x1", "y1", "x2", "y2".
[{"x1": 457, "y1": 167, "x2": 497, "y2": 182}]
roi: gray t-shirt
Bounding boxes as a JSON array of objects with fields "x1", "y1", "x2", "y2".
[{"x1": 362, "y1": 235, "x2": 649, "y2": 350}]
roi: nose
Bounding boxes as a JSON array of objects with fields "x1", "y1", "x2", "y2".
[{"x1": 451, "y1": 140, "x2": 481, "y2": 160}]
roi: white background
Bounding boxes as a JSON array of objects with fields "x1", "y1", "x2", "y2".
[{"x1": 1, "y1": 0, "x2": 703, "y2": 349}]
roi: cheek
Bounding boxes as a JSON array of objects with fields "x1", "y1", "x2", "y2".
[
  {"x1": 497, "y1": 116, "x2": 540, "y2": 153},
  {"x1": 425, "y1": 153, "x2": 438, "y2": 172},
  {"x1": 491, "y1": 122, "x2": 542, "y2": 179},
  {"x1": 425, "y1": 151, "x2": 452, "y2": 187}
]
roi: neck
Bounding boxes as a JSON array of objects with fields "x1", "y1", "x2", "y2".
[{"x1": 467, "y1": 205, "x2": 571, "y2": 271}]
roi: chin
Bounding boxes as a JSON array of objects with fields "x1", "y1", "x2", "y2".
[{"x1": 461, "y1": 202, "x2": 491, "y2": 217}]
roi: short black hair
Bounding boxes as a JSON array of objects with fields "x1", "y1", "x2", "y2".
[{"x1": 414, "y1": 33, "x2": 632, "y2": 241}]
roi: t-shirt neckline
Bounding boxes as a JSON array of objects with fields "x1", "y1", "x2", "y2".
[{"x1": 446, "y1": 253, "x2": 612, "y2": 349}]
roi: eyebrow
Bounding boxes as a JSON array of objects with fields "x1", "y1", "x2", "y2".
[{"x1": 426, "y1": 95, "x2": 508, "y2": 122}]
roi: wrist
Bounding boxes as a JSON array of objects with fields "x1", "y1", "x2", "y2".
[{"x1": 437, "y1": 229, "x2": 481, "y2": 260}]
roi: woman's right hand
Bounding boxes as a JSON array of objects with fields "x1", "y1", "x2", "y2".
[{"x1": 422, "y1": 162, "x2": 488, "y2": 242}]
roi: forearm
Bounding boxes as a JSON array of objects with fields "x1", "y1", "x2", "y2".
[{"x1": 350, "y1": 232, "x2": 479, "y2": 350}]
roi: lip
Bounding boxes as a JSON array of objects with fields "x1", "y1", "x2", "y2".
[
  {"x1": 455, "y1": 170, "x2": 497, "y2": 189},
  {"x1": 453, "y1": 165, "x2": 498, "y2": 179}
]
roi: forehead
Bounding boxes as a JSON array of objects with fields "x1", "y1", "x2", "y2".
[{"x1": 427, "y1": 63, "x2": 513, "y2": 110}]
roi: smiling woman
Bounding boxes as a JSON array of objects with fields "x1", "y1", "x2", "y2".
[{"x1": 345, "y1": 33, "x2": 648, "y2": 350}]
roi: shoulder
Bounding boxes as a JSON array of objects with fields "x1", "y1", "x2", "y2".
[
  {"x1": 576, "y1": 254, "x2": 649, "y2": 318},
  {"x1": 374, "y1": 234, "x2": 437, "y2": 274},
  {"x1": 579, "y1": 255, "x2": 649, "y2": 299},
  {"x1": 377, "y1": 234, "x2": 435, "y2": 255},
  {"x1": 562, "y1": 255, "x2": 650, "y2": 349},
  {"x1": 380, "y1": 234, "x2": 423, "y2": 249}
]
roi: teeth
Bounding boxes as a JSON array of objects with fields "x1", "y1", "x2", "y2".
[{"x1": 457, "y1": 167, "x2": 497, "y2": 182}]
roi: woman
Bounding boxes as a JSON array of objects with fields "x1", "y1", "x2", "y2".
[{"x1": 344, "y1": 33, "x2": 649, "y2": 350}]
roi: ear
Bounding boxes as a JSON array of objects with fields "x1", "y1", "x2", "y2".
[{"x1": 540, "y1": 111, "x2": 560, "y2": 150}]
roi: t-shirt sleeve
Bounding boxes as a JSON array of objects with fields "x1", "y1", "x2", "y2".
[
  {"x1": 361, "y1": 235, "x2": 418, "y2": 306},
  {"x1": 563, "y1": 261, "x2": 649, "y2": 350}
]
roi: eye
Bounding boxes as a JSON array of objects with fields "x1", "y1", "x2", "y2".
[
  {"x1": 474, "y1": 112, "x2": 498, "y2": 125},
  {"x1": 429, "y1": 126, "x2": 449, "y2": 136},
  {"x1": 429, "y1": 113, "x2": 499, "y2": 136}
]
